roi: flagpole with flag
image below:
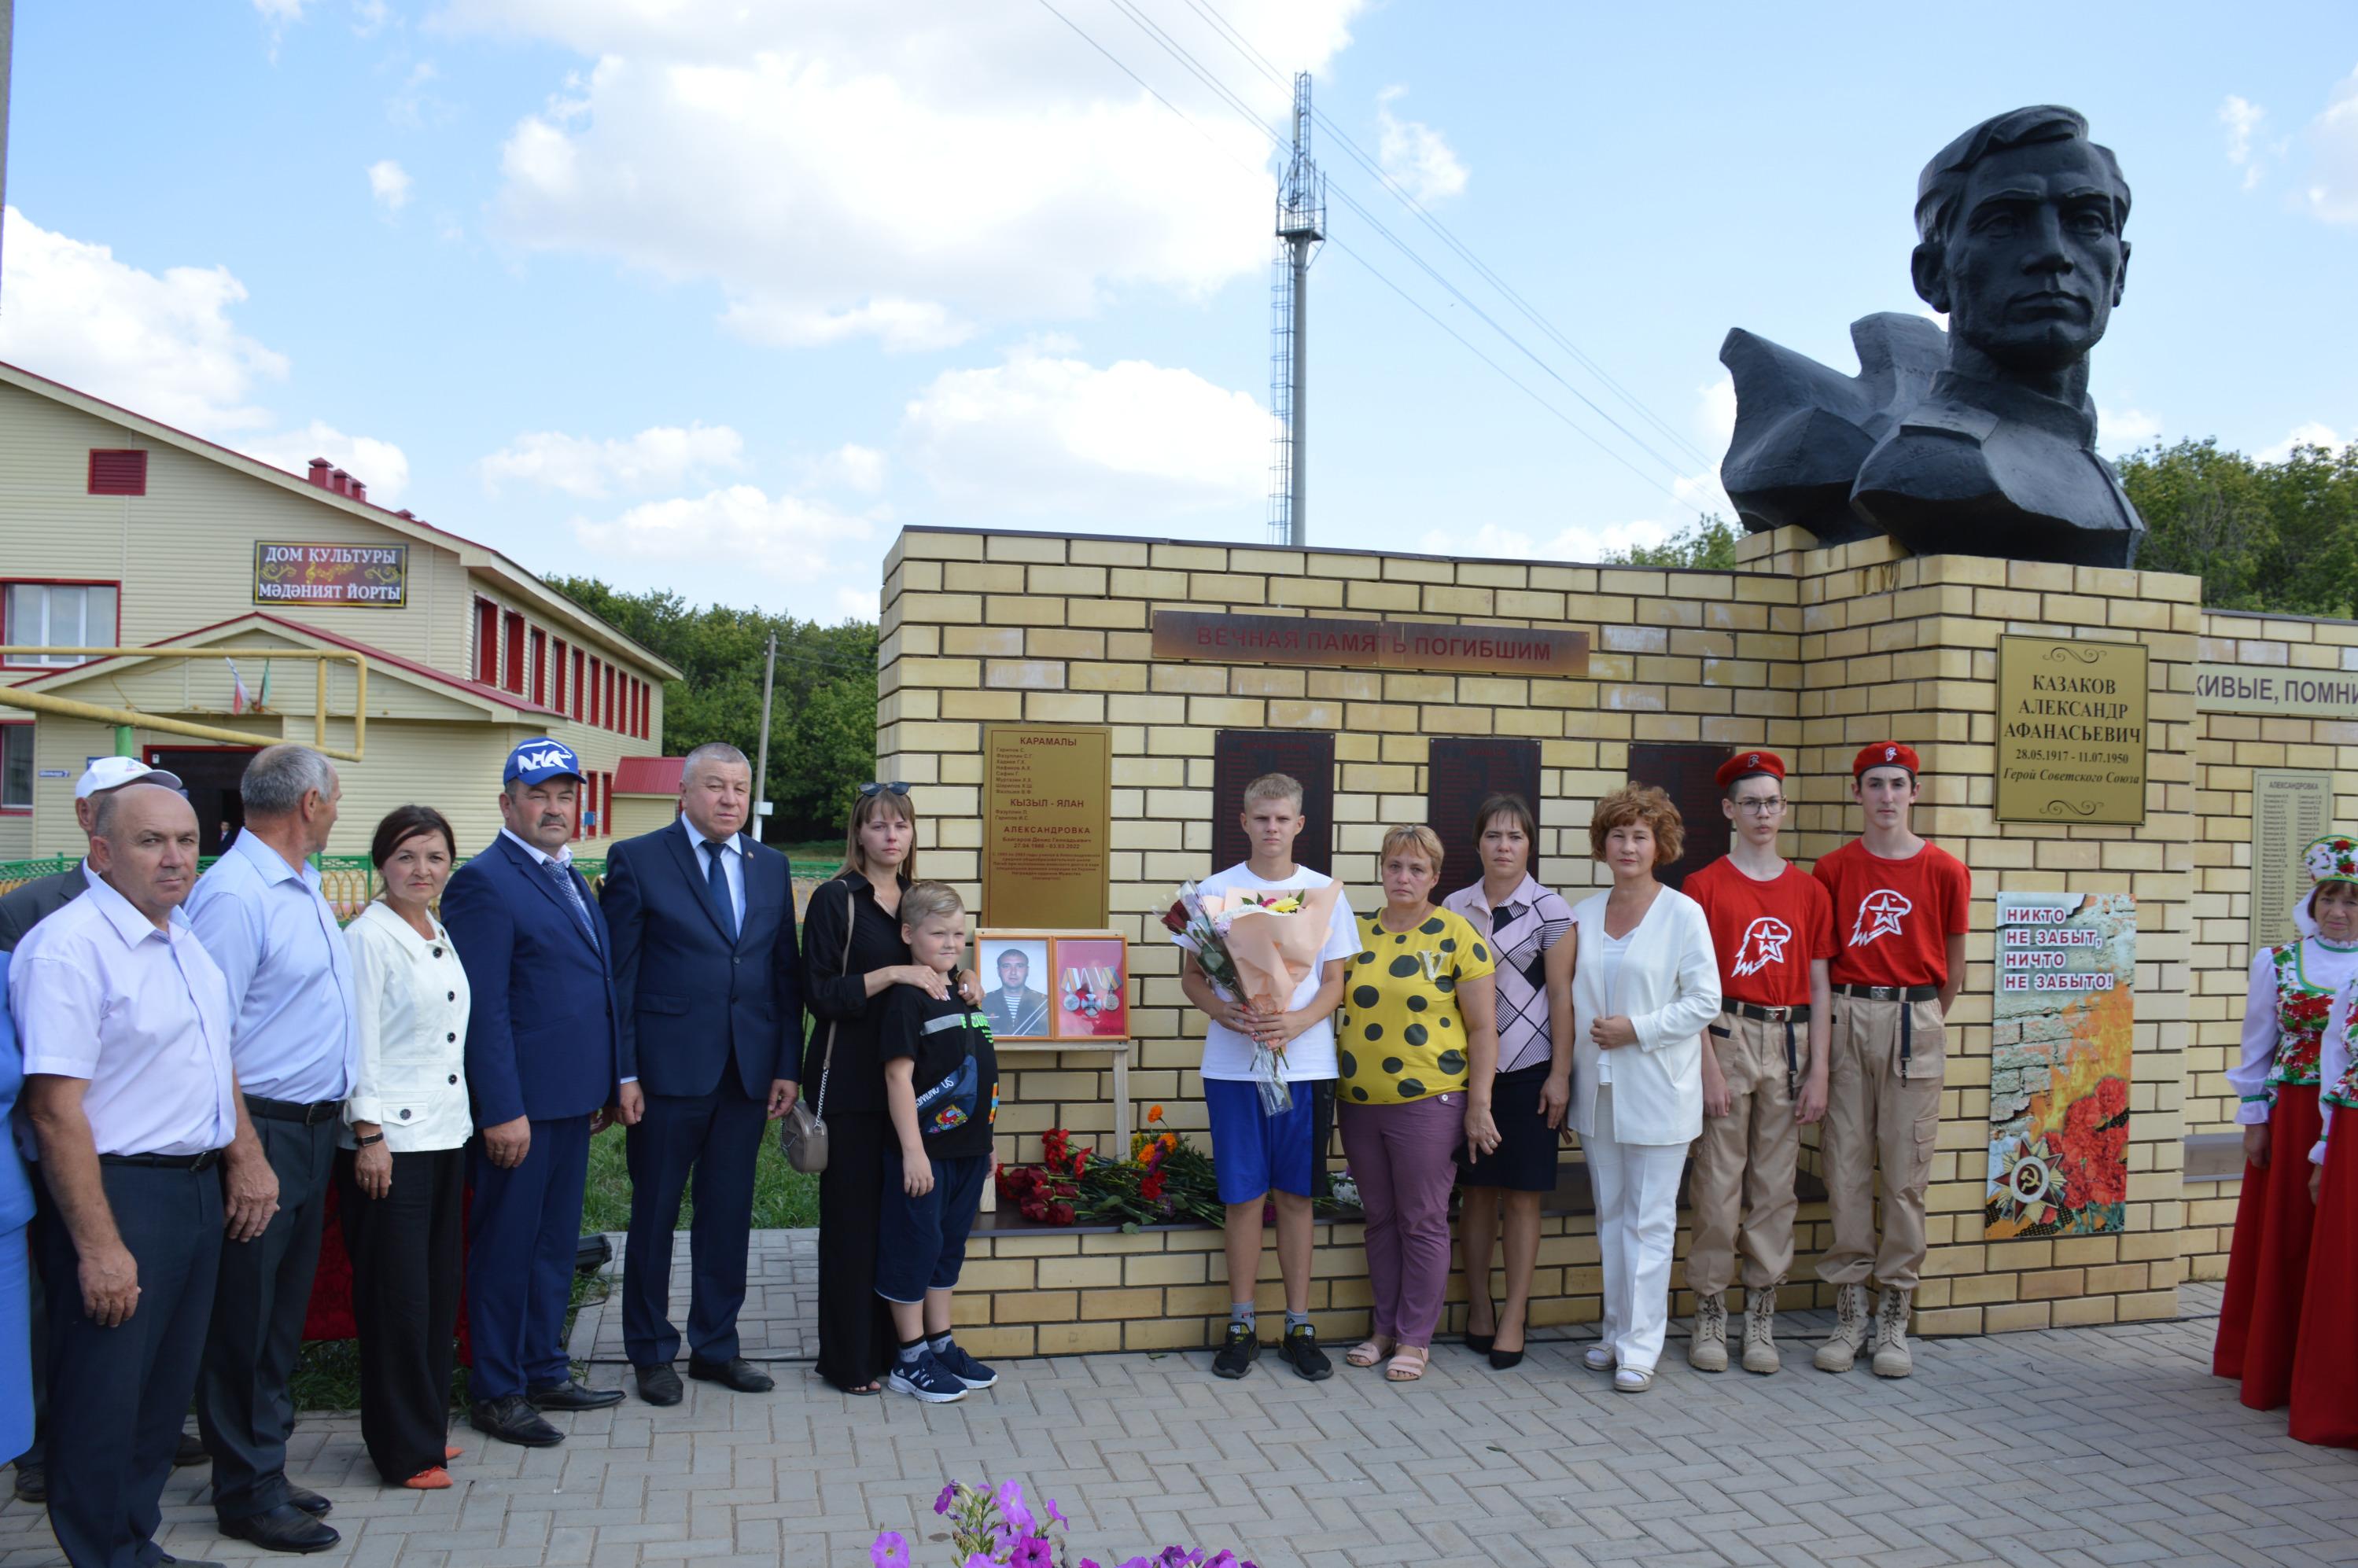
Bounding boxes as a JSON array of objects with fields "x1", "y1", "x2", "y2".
[{"x1": 227, "y1": 658, "x2": 254, "y2": 716}]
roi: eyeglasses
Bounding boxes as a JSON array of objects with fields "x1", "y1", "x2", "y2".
[
  {"x1": 859, "y1": 781, "x2": 910, "y2": 798},
  {"x1": 1734, "y1": 797, "x2": 1787, "y2": 815}
]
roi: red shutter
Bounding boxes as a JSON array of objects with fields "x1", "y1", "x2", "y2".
[
  {"x1": 87, "y1": 450, "x2": 148, "y2": 496},
  {"x1": 530, "y1": 629, "x2": 548, "y2": 705},
  {"x1": 572, "y1": 650, "x2": 586, "y2": 721},
  {"x1": 552, "y1": 638, "x2": 567, "y2": 709},
  {"x1": 474, "y1": 602, "x2": 499, "y2": 685},
  {"x1": 604, "y1": 665, "x2": 617, "y2": 731},
  {"x1": 588, "y1": 657, "x2": 602, "y2": 725},
  {"x1": 503, "y1": 612, "x2": 525, "y2": 694},
  {"x1": 603, "y1": 771, "x2": 615, "y2": 835}
]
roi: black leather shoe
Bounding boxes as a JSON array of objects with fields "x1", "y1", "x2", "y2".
[
  {"x1": 174, "y1": 1431, "x2": 209, "y2": 1467},
  {"x1": 636, "y1": 1363, "x2": 684, "y2": 1406},
  {"x1": 219, "y1": 1504, "x2": 341, "y2": 1555},
  {"x1": 286, "y1": 1485, "x2": 333, "y2": 1518},
  {"x1": 160, "y1": 1556, "x2": 229, "y2": 1568},
  {"x1": 525, "y1": 1378, "x2": 624, "y2": 1412},
  {"x1": 12, "y1": 1461, "x2": 45, "y2": 1504},
  {"x1": 470, "y1": 1394, "x2": 565, "y2": 1448},
  {"x1": 688, "y1": 1356, "x2": 776, "y2": 1393}
]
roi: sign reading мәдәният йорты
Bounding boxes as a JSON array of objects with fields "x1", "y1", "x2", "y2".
[
  {"x1": 982, "y1": 723, "x2": 1112, "y2": 931},
  {"x1": 252, "y1": 542, "x2": 409, "y2": 608},
  {"x1": 1994, "y1": 635, "x2": 2150, "y2": 826},
  {"x1": 1150, "y1": 610, "x2": 1590, "y2": 676}
]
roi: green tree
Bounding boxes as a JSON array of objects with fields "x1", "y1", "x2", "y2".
[
  {"x1": 1607, "y1": 513, "x2": 1741, "y2": 569},
  {"x1": 543, "y1": 576, "x2": 879, "y2": 844},
  {"x1": 2117, "y1": 438, "x2": 2358, "y2": 617}
]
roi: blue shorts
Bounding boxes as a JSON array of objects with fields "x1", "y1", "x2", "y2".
[
  {"x1": 876, "y1": 1150, "x2": 989, "y2": 1305},
  {"x1": 1203, "y1": 1077, "x2": 1333, "y2": 1205}
]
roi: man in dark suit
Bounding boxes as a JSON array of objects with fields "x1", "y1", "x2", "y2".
[
  {"x1": 442, "y1": 738, "x2": 630, "y2": 1448},
  {"x1": 600, "y1": 742, "x2": 803, "y2": 1405},
  {"x1": 982, "y1": 947, "x2": 1049, "y2": 1037}
]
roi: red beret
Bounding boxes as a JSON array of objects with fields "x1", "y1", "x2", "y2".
[
  {"x1": 1715, "y1": 749, "x2": 1785, "y2": 790},
  {"x1": 1854, "y1": 741, "x2": 1920, "y2": 778}
]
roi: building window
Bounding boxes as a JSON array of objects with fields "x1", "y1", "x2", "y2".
[
  {"x1": 634, "y1": 679, "x2": 647, "y2": 739},
  {"x1": 602, "y1": 771, "x2": 615, "y2": 835},
  {"x1": 605, "y1": 665, "x2": 617, "y2": 731},
  {"x1": 572, "y1": 649, "x2": 586, "y2": 721},
  {"x1": 87, "y1": 449, "x2": 148, "y2": 496},
  {"x1": 503, "y1": 611, "x2": 525, "y2": 694},
  {"x1": 588, "y1": 657, "x2": 603, "y2": 726},
  {"x1": 530, "y1": 628, "x2": 548, "y2": 706},
  {"x1": 474, "y1": 600, "x2": 499, "y2": 685},
  {"x1": 553, "y1": 638, "x2": 568, "y2": 711},
  {"x1": 0, "y1": 723, "x2": 31, "y2": 812},
  {"x1": 3, "y1": 581, "x2": 120, "y2": 668}
]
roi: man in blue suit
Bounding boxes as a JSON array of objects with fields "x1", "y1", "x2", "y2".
[
  {"x1": 444, "y1": 738, "x2": 629, "y2": 1447},
  {"x1": 601, "y1": 742, "x2": 803, "y2": 1405}
]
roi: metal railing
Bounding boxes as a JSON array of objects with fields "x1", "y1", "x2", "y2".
[{"x1": 0, "y1": 645, "x2": 369, "y2": 761}]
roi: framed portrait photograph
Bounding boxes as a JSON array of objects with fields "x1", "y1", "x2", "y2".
[
  {"x1": 975, "y1": 935, "x2": 1052, "y2": 1038},
  {"x1": 975, "y1": 930, "x2": 1129, "y2": 1041}
]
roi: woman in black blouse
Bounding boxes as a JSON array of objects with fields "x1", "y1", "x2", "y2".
[{"x1": 800, "y1": 785, "x2": 979, "y2": 1393}]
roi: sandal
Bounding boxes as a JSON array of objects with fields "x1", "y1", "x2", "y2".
[
  {"x1": 1385, "y1": 1345, "x2": 1430, "y2": 1382},
  {"x1": 1347, "y1": 1336, "x2": 1395, "y2": 1368}
]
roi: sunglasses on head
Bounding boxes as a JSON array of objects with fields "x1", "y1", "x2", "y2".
[{"x1": 859, "y1": 781, "x2": 910, "y2": 798}]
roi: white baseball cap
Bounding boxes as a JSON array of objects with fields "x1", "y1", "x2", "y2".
[{"x1": 75, "y1": 756, "x2": 186, "y2": 801}]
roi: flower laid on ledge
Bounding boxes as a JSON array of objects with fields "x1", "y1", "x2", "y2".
[
  {"x1": 890, "y1": 1480, "x2": 1256, "y2": 1568},
  {"x1": 997, "y1": 1117, "x2": 1225, "y2": 1230}
]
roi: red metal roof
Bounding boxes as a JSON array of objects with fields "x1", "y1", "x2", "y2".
[{"x1": 613, "y1": 756, "x2": 685, "y2": 795}]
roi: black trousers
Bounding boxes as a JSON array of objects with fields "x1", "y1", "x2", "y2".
[
  {"x1": 812, "y1": 1111, "x2": 897, "y2": 1392},
  {"x1": 334, "y1": 1145, "x2": 464, "y2": 1485},
  {"x1": 197, "y1": 1111, "x2": 333, "y2": 1523},
  {"x1": 622, "y1": 1074, "x2": 768, "y2": 1366},
  {"x1": 14, "y1": 1235, "x2": 44, "y2": 1469},
  {"x1": 36, "y1": 1160, "x2": 223, "y2": 1568}
]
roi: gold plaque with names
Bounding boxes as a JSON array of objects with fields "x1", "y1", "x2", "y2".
[
  {"x1": 1994, "y1": 635, "x2": 2150, "y2": 826},
  {"x1": 2252, "y1": 768, "x2": 2334, "y2": 951},
  {"x1": 982, "y1": 723, "x2": 1112, "y2": 929}
]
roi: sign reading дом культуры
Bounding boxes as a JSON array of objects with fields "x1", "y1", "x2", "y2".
[
  {"x1": 1995, "y1": 635, "x2": 2150, "y2": 826},
  {"x1": 252, "y1": 542, "x2": 408, "y2": 608},
  {"x1": 1988, "y1": 893, "x2": 2134, "y2": 1240}
]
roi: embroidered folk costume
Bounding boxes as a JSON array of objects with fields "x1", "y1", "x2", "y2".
[{"x1": 2289, "y1": 838, "x2": 2358, "y2": 1446}]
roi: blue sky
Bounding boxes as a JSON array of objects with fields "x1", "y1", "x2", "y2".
[{"x1": 4, "y1": 2, "x2": 2353, "y2": 621}]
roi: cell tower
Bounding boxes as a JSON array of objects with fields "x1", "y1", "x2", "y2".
[{"x1": 1266, "y1": 72, "x2": 1325, "y2": 547}]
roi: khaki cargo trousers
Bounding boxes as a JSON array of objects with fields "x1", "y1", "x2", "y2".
[
  {"x1": 1685, "y1": 1008, "x2": 1808, "y2": 1297},
  {"x1": 1816, "y1": 989, "x2": 1946, "y2": 1291}
]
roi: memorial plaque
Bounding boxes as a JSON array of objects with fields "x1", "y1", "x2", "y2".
[
  {"x1": 982, "y1": 723, "x2": 1112, "y2": 929},
  {"x1": 1988, "y1": 893, "x2": 2134, "y2": 1239},
  {"x1": 1210, "y1": 731, "x2": 1335, "y2": 875},
  {"x1": 2196, "y1": 664, "x2": 2358, "y2": 721},
  {"x1": 1427, "y1": 738, "x2": 1542, "y2": 890},
  {"x1": 1152, "y1": 609, "x2": 1588, "y2": 677},
  {"x1": 1995, "y1": 634, "x2": 2150, "y2": 826},
  {"x1": 1628, "y1": 742, "x2": 1730, "y2": 892},
  {"x1": 252, "y1": 542, "x2": 408, "y2": 608},
  {"x1": 2253, "y1": 768, "x2": 2334, "y2": 951}
]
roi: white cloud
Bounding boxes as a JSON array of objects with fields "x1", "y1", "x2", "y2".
[
  {"x1": 574, "y1": 484, "x2": 873, "y2": 582},
  {"x1": 238, "y1": 422, "x2": 413, "y2": 506},
  {"x1": 253, "y1": 0, "x2": 308, "y2": 20},
  {"x1": 1376, "y1": 87, "x2": 1467, "y2": 204},
  {"x1": 2221, "y1": 95, "x2": 2265, "y2": 164},
  {"x1": 480, "y1": 423, "x2": 745, "y2": 498},
  {"x1": 835, "y1": 584, "x2": 882, "y2": 621},
  {"x1": 902, "y1": 348, "x2": 1267, "y2": 516},
  {"x1": 445, "y1": 0, "x2": 1365, "y2": 346},
  {"x1": 808, "y1": 444, "x2": 887, "y2": 495},
  {"x1": 2099, "y1": 407, "x2": 2163, "y2": 450},
  {"x1": 0, "y1": 206, "x2": 289, "y2": 431},
  {"x1": 1419, "y1": 518, "x2": 1675, "y2": 563},
  {"x1": 367, "y1": 159, "x2": 414, "y2": 212},
  {"x1": 2259, "y1": 421, "x2": 2352, "y2": 462},
  {"x1": 2304, "y1": 64, "x2": 2358, "y2": 223},
  {"x1": 352, "y1": 0, "x2": 389, "y2": 35}
]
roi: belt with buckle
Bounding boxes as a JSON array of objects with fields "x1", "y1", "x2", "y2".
[
  {"x1": 245, "y1": 1093, "x2": 343, "y2": 1125},
  {"x1": 99, "y1": 1149, "x2": 223, "y2": 1172},
  {"x1": 1730, "y1": 1001, "x2": 1811, "y2": 1023},
  {"x1": 1834, "y1": 984, "x2": 1938, "y2": 1003}
]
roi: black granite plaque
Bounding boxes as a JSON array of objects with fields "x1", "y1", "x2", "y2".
[
  {"x1": 1211, "y1": 731, "x2": 1336, "y2": 875},
  {"x1": 1627, "y1": 742, "x2": 1731, "y2": 892},
  {"x1": 1426, "y1": 738, "x2": 1542, "y2": 893}
]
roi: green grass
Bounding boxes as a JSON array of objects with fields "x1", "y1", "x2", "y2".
[
  {"x1": 292, "y1": 1271, "x2": 610, "y2": 1414},
  {"x1": 580, "y1": 1123, "x2": 820, "y2": 1233}
]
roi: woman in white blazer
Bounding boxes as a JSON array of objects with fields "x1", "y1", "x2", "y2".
[{"x1": 1568, "y1": 786, "x2": 1722, "y2": 1390}]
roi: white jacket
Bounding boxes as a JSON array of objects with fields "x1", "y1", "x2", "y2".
[
  {"x1": 1567, "y1": 885, "x2": 1722, "y2": 1147},
  {"x1": 342, "y1": 900, "x2": 473, "y2": 1152}
]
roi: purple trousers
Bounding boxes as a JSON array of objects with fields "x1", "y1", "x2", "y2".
[{"x1": 1339, "y1": 1092, "x2": 1465, "y2": 1347}]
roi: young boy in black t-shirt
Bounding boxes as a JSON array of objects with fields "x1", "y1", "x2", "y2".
[{"x1": 876, "y1": 882, "x2": 1001, "y2": 1403}]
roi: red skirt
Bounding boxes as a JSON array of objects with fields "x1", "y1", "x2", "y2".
[
  {"x1": 2212, "y1": 1086, "x2": 2320, "y2": 1408},
  {"x1": 2289, "y1": 1133, "x2": 2358, "y2": 1448}
]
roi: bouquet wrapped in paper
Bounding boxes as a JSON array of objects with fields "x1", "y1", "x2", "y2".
[{"x1": 1161, "y1": 879, "x2": 1342, "y2": 1113}]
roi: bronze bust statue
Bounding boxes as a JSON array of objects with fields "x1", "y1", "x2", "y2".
[{"x1": 1720, "y1": 106, "x2": 2145, "y2": 568}]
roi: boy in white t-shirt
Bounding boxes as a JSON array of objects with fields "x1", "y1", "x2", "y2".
[{"x1": 1173, "y1": 772, "x2": 1357, "y2": 1382}]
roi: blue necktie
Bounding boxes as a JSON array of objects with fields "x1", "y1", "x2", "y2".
[
  {"x1": 703, "y1": 839, "x2": 739, "y2": 942},
  {"x1": 547, "y1": 857, "x2": 596, "y2": 945}
]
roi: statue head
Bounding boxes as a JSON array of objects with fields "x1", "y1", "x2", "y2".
[{"x1": 1910, "y1": 106, "x2": 2131, "y2": 380}]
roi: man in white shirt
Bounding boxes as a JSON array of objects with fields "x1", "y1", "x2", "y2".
[
  {"x1": 15, "y1": 782, "x2": 275, "y2": 1568},
  {"x1": 1173, "y1": 772, "x2": 1354, "y2": 1382}
]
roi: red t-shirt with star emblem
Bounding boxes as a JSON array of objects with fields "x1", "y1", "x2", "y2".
[
  {"x1": 1685, "y1": 856, "x2": 1837, "y2": 1008},
  {"x1": 1811, "y1": 838, "x2": 1972, "y2": 988}
]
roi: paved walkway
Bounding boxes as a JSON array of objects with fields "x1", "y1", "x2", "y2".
[{"x1": 3, "y1": 1235, "x2": 2351, "y2": 1568}]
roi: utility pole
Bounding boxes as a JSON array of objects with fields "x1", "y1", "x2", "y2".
[
  {"x1": 751, "y1": 631, "x2": 777, "y2": 845},
  {"x1": 1267, "y1": 71, "x2": 1325, "y2": 548}
]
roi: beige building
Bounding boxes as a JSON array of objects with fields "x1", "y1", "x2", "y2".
[{"x1": 0, "y1": 360, "x2": 681, "y2": 869}]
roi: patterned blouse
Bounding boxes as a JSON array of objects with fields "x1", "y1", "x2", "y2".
[{"x1": 1443, "y1": 874, "x2": 1575, "y2": 1074}]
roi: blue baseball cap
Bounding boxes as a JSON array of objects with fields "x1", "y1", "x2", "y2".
[{"x1": 504, "y1": 738, "x2": 584, "y2": 786}]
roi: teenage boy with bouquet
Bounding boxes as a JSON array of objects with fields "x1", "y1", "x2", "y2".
[{"x1": 1172, "y1": 773, "x2": 1356, "y2": 1381}]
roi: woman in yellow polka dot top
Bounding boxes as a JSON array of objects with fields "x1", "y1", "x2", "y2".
[{"x1": 1336, "y1": 824, "x2": 1500, "y2": 1382}]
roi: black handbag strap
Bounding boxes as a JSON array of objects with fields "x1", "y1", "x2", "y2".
[{"x1": 812, "y1": 883, "x2": 859, "y2": 1121}]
